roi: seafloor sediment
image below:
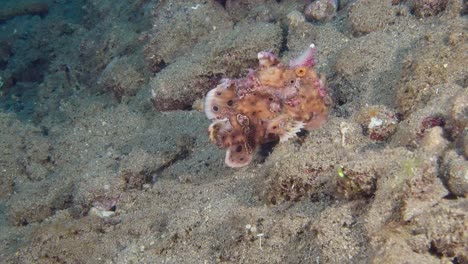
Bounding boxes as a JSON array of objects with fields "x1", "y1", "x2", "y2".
[{"x1": 0, "y1": 0, "x2": 467, "y2": 263}]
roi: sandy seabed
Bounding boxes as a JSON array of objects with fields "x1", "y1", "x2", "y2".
[{"x1": 0, "y1": 0, "x2": 467, "y2": 263}]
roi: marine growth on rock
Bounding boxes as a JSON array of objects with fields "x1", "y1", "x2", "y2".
[{"x1": 204, "y1": 44, "x2": 330, "y2": 168}]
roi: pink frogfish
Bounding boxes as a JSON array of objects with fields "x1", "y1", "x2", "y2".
[{"x1": 204, "y1": 44, "x2": 330, "y2": 168}]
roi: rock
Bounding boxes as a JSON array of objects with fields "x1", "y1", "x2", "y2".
[
  {"x1": 150, "y1": 22, "x2": 282, "y2": 111},
  {"x1": 420, "y1": 126, "x2": 449, "y2": 155},
  {"x1": 356, "y1": 105, "x2": 399, "y2": 141},
  {"x1": 285, "y1": 11, "x2": 317, "y2": 54},
  {"x1": 406, "y1": 234, "x2": 431, "y2": 253},
  {"x1": 6, "y1": 180, "x2": 73, "y2": 226},
  {"x1": 396, "y1": 34, "x2": 467, "y2": 117},
  {"x1": 400, "y1": 152, "x2": 448, "y2": 221},
  {"x1": 89, "y1": 207, "x2": 115, "y2": 218},
  {"x1": 97, "y1": 56, "x2": 146, "y2": 101},
  {"x1": 8, "y1": 204, "x2": 52, "y2": 226},
  {"x1": 371, "y1": 233, "x2": 440, "y2": 264},
  {"x1": 225, "y1": 0, "x2": 274, "y2": 23},
  {"x1": 0, "y1": 0, "x2": 49, "y2": 22},
  {"x1": 333, "y1": 33, "x2": 403, "y2": 108},
  {"x1": 410, "y1": 199, "x2": 468, "y2": 260},
  {"x1": 338, "y1": 120, "x2": 367, "y2": 149},
  {"x1": 348, "y1": 0, "x2": 394, "y2": 35},
  {"x1": 225, "y1": 0, "x2": 301, "y2": 23},
  {"x1": 442, "y1": 150, "x2": 468, "y2": 197},
  {"x1": 408, "y1": 0, "x2": 449, "y2": 17},
  {"x1": 150, "y1": 57, "x2": 220, "y2": 111},
  {"x1": 287, "y1": 10, "x2": 306, "y2": 26},
  {"x1": 23, "y1": 161, "x2": 49, "y2": 181},
  {"x1": 0, "y1": 40, "x2": 12, "y2": 68},
  {"x1": 451, "y1": 93, "x2": 468, "y2": 136},
  {"x1": 144, "y1": 0, "x2": 233, "y2": 68},
  {"x1": 304, "y1": 0, "x2": 337, "y2": 22},
  {"x1": 391, "y1": 83, "x2": 463, "y2": 149},
  {"x1": 401, "y1": 177, "x2": 448, "y2": 221}
]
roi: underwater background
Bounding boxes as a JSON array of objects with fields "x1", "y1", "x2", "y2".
[{"x1": 0, "y1": 0, "x2": 467, "y2": 263}]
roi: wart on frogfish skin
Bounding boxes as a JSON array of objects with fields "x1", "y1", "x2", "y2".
[{"x1": 204, "y1": 44, "x2": 331, "y2": 168}]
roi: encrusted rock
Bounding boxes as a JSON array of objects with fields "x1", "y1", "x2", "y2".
[
  {"x1": 348, "y1": 0, "x2": 394, "y2": 35},
  {"x1": 420, "y1": 126, "x2": 449, "y2": 155},
  {"x1": 356, "y1": 105, "x2": 398, "y2": 141},
  {"x1": 401, "y1": 155, "x2": 448, "y2": 221},
  {"x1": 441, "y1": 150, "x2": 468, "y2": 197},
  {"x1": 89, "y1": 207, "x2": 115, "y2": 218},
  {"x1": 97, "y1": 56, "x2": 146, "y2": 101},
  {"x1": 333, "y1": 33, "x2": 402, "y2": 108},
  {"x1": 451, "y1": 93, "x2": 468, "y2": 132},
  {"x1": 150, "y1": 22, "x2": 283, "y2": 111},
  {"x1": 391, "y1": 83, "x2": 463, "y2": 148},
  {"x1": 287, "y1": 10, "x2": 306, "y2": 27},
  {"x1": 304, "y1": 0, "x2": 337, "y2": 22},
  {"x1": 396, "y1": 36, "x2": 466, "y2": 117},
  {"x1": 410, "y1": 200, "x2": 468, "y2": 260},
  {"x1": 408, "y1": 0, "x2": 449, "y2": 17},
  {"x1": 144, "y1": 0, "x2": 233, "y2": 67}
]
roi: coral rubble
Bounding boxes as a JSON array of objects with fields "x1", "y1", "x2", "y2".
[{"x1": 204, "y1": 44, "x2": 330, "y2": 167}]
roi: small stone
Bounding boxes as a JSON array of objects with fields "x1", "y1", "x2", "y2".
[
  {"x1": 89, "y1": 207, "x2": 115, "y2": 218},
  {"x1": 97, "y1": 56, "x2": 145, "y2": 100},
  {"x1": 408, "y1": 0, "x2": 448, "y2": 17},
  {"x1": 442, "y1": 151, "x2": 468, "y2": 197},
  {"x1": 451, "y1": 94, "x2": 468, "y2": 128},
  {"x1": 287, "y1": 10, "x2": 306, "y2": 27},
  {"x1": 192, "y1": 98, "x2": 204, "y2": 112},
  {"x1": 407, "y1": 234, "x2": 430, "y2": 253},
  {"x1": 448, "y1": 32, "x2": 464, "y2": 46},
  {"x1": 356, "y1": 105, "x2": 398, "y2": 141},
  {"x1": 348, "y1": 0, "x2": 393, "y2": 35},
  {"x1": 304, "y1": 0, "x2": 337, "y2": 22},
  {"x1": 402, "y1": 176, "x2": 448, "y2": 221},
  {"x1": 420, "y1": 127, "x2": 448, "y2": 156}
]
